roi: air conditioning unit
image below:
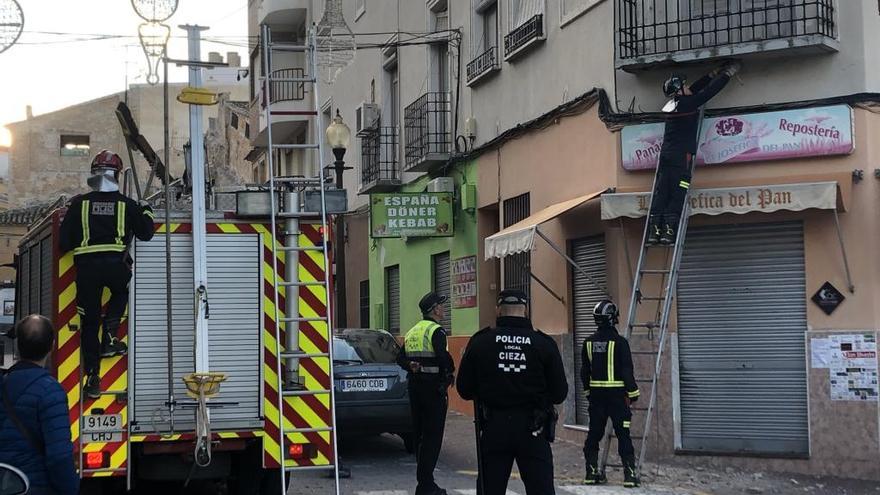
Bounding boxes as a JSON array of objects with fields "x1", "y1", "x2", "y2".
[
  {"x1": 427, "y1": 177, "x2": 454, "y2": 193},
  {"x1": 356, "y1": 102, "x2": 380, "y2": 133}
]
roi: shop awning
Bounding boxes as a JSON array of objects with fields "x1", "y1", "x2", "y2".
[
  {"x1": 485, "y1": 189, "x2": 607, "y2": 260},
  {"x1": 601, "y1": 181, "x2": 841, "y2": 220}
]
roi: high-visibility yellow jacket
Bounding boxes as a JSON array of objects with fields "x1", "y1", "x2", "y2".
[
  {"x1": 59, "y1": 191, "x2": 155, "y2": 257},
  {"x1": 398, "y1": 319, "x2": 454, "y2": 379},
  {"x1": 580, "y1": 326, "x2": 640, "y2": 400}
]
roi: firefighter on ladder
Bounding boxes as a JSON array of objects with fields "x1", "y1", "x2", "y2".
[
  {"x1": 60, "y1": 150, "x2": 155, "y2": 399},
  {"x1": 581, "y1": 300, "x2": 640, "y2": 488},
  {"x1": 647, "y1": 61, "x2": 741, "y2": 245}
]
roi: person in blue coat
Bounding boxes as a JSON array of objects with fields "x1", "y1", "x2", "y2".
[{"x1": 0, "y1": 315, "x2": 78, "y2": 495}]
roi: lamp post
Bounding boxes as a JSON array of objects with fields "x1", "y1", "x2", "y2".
[{"x1": 325, "y1": 110, "x2": 352, "y2": 327}]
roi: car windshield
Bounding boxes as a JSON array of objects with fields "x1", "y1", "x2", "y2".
[{"x1": 333, "y1": 331, "x2": 399, "y2": 364}]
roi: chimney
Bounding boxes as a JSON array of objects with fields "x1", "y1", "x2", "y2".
[
  {"x1": 208, "y1": 52, "x2": 223, "y2": 63},
  {"x1": 227, "y1": 52, "x2": 241, "y2": 67},
  {"x1": 26, "y1": 105, "x2": 33, "y2": 119}
]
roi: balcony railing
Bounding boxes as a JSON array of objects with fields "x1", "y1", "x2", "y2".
[
  {"x1": 404, "y1": 92, "x2": 451, "y2": 172},
  {"x1": 504, "y1": 14, "x2": 544, "y2": 59},
  {"x1": 267, "y1": 68, "x2": 305, "y2": 105},
  {"x1": 360, "y1": 126, "x2": 400, "y2": 190},
  {"x1": 467, "y1": 47, "x2": 500, "y2": 85},
  {"x1": 617, "y1": 0, "x2": 836, "y2": 63}
]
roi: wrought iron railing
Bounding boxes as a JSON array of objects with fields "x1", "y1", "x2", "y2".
[
  {"x1": 404, "y1": 92, "x2": 451, "y2": 170},
  {"x1": 504, "y1": 14, "x2": 544, "y2": 58},
  {"x1": 360, "y1": 126, "x2": 400, "y2": 186},
  {"x1": 467, "y1": 46, "x2": 499, "y2": 83},
  {"x1": 268, "y1": 68, "x2": 305, "y2": 104},
  {"x1": 617, "y1": 0, "x2": 836, "y2": 60}
]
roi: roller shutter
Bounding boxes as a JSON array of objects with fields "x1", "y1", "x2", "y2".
[
  {"x1": 432, "y1": 252, "x2": 451, "y2": 330},
  {"x1": 386, "y1": 266, "x2": 400, "y2": 334},
  {"x1": 677, "y1": 222, "x2": 808, "y2": 455},
  {"x1": 131, "y1": 233, "x2": 263, "y2": 431},
  {"x1": 570, "y1": 236, "x2": 606, "y2": 425}
]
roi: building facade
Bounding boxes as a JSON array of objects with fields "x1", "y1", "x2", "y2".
[{"x1": 253, "y1": 0, "x2": 880, "y2": 480}]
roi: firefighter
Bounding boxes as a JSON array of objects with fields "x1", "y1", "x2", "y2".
[
  {"x1": 59, "y1": 150, "x2": 155, "y2": 399},
  {"x1": 581, "y1": 299, "x2": 640, "y2": 487},
  {"x1": 456, "y1": 289, "x2": 568, "y2": 495},
  {"x1": 647, "y1": 61, "x2": 741, "y2": 245},
  {"x1": 397, "y1": 292, "x2": 455, "y2": 495}
]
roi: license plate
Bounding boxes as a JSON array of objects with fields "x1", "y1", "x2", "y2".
[
  {"x1": 84, "y1": 431, "x2": 123, "y2": 443},
  {"x1": 341, "y1": 378, "x2": 388, "y2": 392},
  {"x1": 82, "y1": 414, "x2": 121, "y2": 433}
]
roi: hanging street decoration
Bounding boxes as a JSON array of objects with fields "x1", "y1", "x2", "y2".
[
  {"x1": 314, "y1": 0, "x2": 356, "y2": 83},
  {"x1": 0, "y1": 0, "x2": 24, "y2": 55},
  {"x1": 138, "y1": 22, "x2": 170, "y2": 85},
  {"x1": 131, "y1": 0, "x2": 178, "y2": 22}
]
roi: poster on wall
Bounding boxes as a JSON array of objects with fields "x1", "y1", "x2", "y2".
[
  {"x1": 451, "y1": 256, "x2": 477, "y2": 309},
  {"x1": 370, "y1": 192, "x2": 454, "y2": 238},
  {"x1": 620, "y1": 105, "x2": 854, "y2": 171},
  {"x1": 811, "y1": 333, "x2": 878, "y2": 402}
]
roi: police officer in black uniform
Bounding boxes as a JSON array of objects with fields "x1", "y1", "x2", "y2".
[
  {"x1": 456, "y1": 289, "x2": 568, "y2": 495},
  {"x1": 581, "y1": 299, "x2": 640, "y2": 487}
]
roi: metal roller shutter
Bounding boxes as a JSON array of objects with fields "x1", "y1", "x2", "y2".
[
  {"x1": 677, "y1": 222, "x2": 808, "y2": 455},
  {"x1": 28, "y1": 246, "x2": 39, "y2": 315},
  {"x1": 570, "y1": 236, "x2": 606, "y2": 425},
  {"x1": 386, "y1": 266, "x2": 400, "y2": 334},
  {"x1": 432, "y1": 252, "x2": 451, "y2": 330},
  {"x1": 18, "y1": 250, "x2": 29, "y2": 321},
  {"x1": 131, "y1": 233, "x2": 263, "y2": 431},
  {"x1": 40, "y1": 237, "x2": 53, "y2": 318}
]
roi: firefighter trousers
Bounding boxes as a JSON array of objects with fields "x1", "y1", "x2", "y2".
[
  {"x1": 75, "y1": 256, "x2": 131, "y2": 375},
  {"x1": 649, "y1": 154, "x2": 690, "y2": 226},
  {"x1": 583, "y1": 389, "x2": 635, "y2": 467},
  {"x1": 478, "y1": 408, "x2": 554, "y2": 495},
  {"x1": 409, "y1": 379, "x2": 448, "y2": 495}
]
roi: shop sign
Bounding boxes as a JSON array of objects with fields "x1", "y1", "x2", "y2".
[
  {"x1": 451, "y1": 256, "x2": 477, "y2": 309},
  {"x1": 811, "y1": 281, "x2": 845, "y2": 316},
  {"x1": 621, "y1": 105, "x2": 854, "y2": 171},
  {"x1": 370, "y1": 192, "x2": 454, "y2": 238},
  {"x1": 601, "y1": 181, "x2": 837, "y2": 220}
]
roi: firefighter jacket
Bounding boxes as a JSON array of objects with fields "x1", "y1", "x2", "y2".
[
  {"x1": 661, "y1": 73, "x2": 731, "y2": 158},
  {"x1": 580, "y1": 325, "x2": 639, "y2": 400},
  {"x1": 398, "y1": 318, "x2": 454, "y2": 382},
  {"x1": 59, "y1": 191, "x2": 155, "y2": 258}
]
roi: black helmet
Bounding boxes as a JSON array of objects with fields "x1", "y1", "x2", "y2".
[
  {"x1": 593, "y1": 300, "x2": 619, "y2": 327},
  {"x1": 663, "y1": 74, "x2": 687, "y2": 97}
]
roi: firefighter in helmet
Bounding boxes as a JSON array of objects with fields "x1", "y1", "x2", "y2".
[
  {"x1": 581, "y1": 299, "x2": 640, "y2": 487},
  {"x1": 60, "y1": 150, "x2": 155, "y2": 399}
]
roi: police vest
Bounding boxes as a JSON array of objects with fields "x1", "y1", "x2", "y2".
[{"x1": 404, "y1": 320, "x2": 444, "y2": 374}]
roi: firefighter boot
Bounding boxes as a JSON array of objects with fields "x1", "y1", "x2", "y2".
[
  {"x1": 100, "y1": 334, "x2": 128, "y2": 357},
  {"x1": 646, "y1": 223, "x2": 661, "y2": 245},
  {"x1": 659, "y1": 223, "x2": 676, "y2": 245},
  {"x1": 583, "y1": 464, "x2": 607, "y2": 485},
  {"x1": 84, "y1": 373, "x2": 101, "y2": 399},
  {"x1": 623, "y1": 459, "x2": 641, "y2": 488}
]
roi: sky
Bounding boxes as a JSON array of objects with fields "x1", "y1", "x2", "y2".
[{"x1": 0, "y1": 0, "x2": 251, "y2": 147}]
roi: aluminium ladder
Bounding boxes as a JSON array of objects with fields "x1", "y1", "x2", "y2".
[
  {"x1": 260, "y1": 24, "x2": 341, "y2": 495},
  {"x1": 599, "y1": 108, "x2": 707, "y2": 475}
]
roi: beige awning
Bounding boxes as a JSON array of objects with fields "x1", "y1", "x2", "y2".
[
  {"x1": 601, "y1": 181, "x2": 840, "y2": 220},
  {"x1": 485, "y1": 189, "x2": 607, "y2": 260}
]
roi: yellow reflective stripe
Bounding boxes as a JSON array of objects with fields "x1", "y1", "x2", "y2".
[
  {"x1": 589, "y1": 380, "x2": 625, "y2": 387},
  {"x1": 143, "y1": 209, "x2": 155, "y2": 219},
  {"x1": 74, "y1": 244, "x2": 127, "y2": 255},
  {"x1": 608, "y1": 341, "x2": 616, "y2": 383},
  {"x1": 80, "y1": 200, "x2": 90, "y2": 247},
  {"x1": 628, "y1": 390, "x2": 641, "y2": 398},
  {"x1": 586, "y1": 341, "x2": 592, "y2": 363},
  {"x1": 679, "y1": 180, "x2": 690, "y2": 189},
  {"x1": 623, "y1": 421, "x2": 631, "y2": 428},
  {"x1": 116, "y1": 201, "x2": 126, "y2": 246}
]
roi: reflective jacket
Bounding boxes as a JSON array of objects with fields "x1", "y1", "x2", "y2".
[
  {"x1": 398, "y1": 319, "x2": 454, "y2": 380},
  {"x1": 59, "y1": 191, "x2": 155, "y2": 258},
  {"x1": 580, "y1": 325, "x2": 639, "y2": 400}
]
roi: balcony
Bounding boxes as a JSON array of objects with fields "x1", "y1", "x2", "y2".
[
  {"x1": 404, "y1": 92, "x2": 452, "y2": 173},
  {"x1": 359, "y1": 126, "x2": 401, "y2": 194},
  {"x1": 258, "y1": 0, "x2": 308, "y2": 30},
  {"x1": 504, "y1": 14, "x2": 545, "y2": 61},
  {"x1": 466, "y1": 47, "x2": 500, "y2": 86},
  {"x1": 250, "y1": 68, "x2": 313, "y2": 147},
  {"x1": 616, "y1": 0, "x2": 838, "y2": 71}
]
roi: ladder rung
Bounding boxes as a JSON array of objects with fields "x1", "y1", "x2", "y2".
[
  {"x1": 277, "y1": 211, "x2": 322, "y2": 219},
  {"x1": 268, "y1": 43, "x2": 308, "y2": 52},
  {"x1": 640, "y1": 296, "x2": 665, "y2": 301},
  {"x1": 279, "y1": 281, "x2": 326, "y2": 287},
  {"x1": 278, "y1": 245, "x2": 324, "y2": 252},
  {"x1": 285, "y1": 465, "x2": 336, "y2": 472},
  {"x1": 640, "y1": 269, "x2": 670, "y2": 274},
  {"x1": 631, "y1": 322, "x2": 656, "y2": 328},
  {"x1": 272, "y1": 143, "x2": 320, "y2": 150},
  {"x1": 631, "y1": 350, "x2": 658, "y2": 355},
  {"x1": 282, "y1": 389, "x2": 331, "y2": 397},
  {"x1": 280, "y1": 352, "x2": 329, "y2": 359},
  {"x1": 280, "y1": 316, "x2": 328, "y2": 323},
  {"x1": 635, "y1": 378, "x2": 654, "y2": 382}
]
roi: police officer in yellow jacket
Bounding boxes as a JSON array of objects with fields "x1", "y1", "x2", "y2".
[
  {"x1": 59, "y1": 150, "x2": 155, "y2": 399},
  {"x1": 581, "y1": 299, "x2": 641, "y2": 488},
  {"x1": 397, "y1": 292, "x2": 455, "y2": 495}
]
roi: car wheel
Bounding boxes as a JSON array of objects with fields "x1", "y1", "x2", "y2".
[{"x1": 400, "y1": 433, "x2": 416, "y2": 454}]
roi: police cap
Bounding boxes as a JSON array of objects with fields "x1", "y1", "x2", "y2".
[
  {"x1": 419, "y1": 292, "x2": 448, "y2": 314},
  {"x1": 497, "y1": 289, "x2": 528, "y2": 306}
]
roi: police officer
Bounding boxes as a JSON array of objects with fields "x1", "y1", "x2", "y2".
[
  {"x1": 456, "y1": 289, "x2": 568, "y2": 495},
  {"x1": 398, "y1": 292, "x2": 455, "y2": 495},
  {"x1": 648, "y1": 61, "x2": 740, "y2": 245},
  {"x1": 581, "y1": 299, "x2": 640, "y2": 488},
  {"x1": 59, "y1": 150, "x2": 155, "y2": 399}
]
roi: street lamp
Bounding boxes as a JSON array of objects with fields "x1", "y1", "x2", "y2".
[{"x1": 325, "y1": 110, "x2": 352, "y2": 327}]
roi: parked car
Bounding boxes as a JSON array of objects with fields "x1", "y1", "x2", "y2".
[
  {"x1": 0, "y1": 463, "x2": 29, "y2": 495},
  {"x1": 333, "y1": 328, "x2": 414, "y2": 452}
]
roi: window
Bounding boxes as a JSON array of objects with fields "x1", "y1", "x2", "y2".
[
  {"x1": 60, "y1": 135, "x2": 90, "y2": 157},
  {"x1": 561, "y1": 0, "x2": 602, "y2": 26},
  {"x1": 359, "y1": 280, "x2": 370, "y2": 328},
  {"x1": 508, "y1": 0, "x2": 544, "y2": 30},
  {"x1": 333, "y1": 330, "x2": 400, "y2": 364},
  {"x1": 468, "y1": 0, "x2": 500, "y2": 85},
  {"x1": 385, "y1": 265, "x2": 400, "y2": 334},
  {"x1": 432, "y1": 9, "x2": 450, "y2": 95},
  {"x1": 503, "y1": 193, "x2": 530, "y2": 298},
  {"x1": 245, "y1": 123, "x2": 251, "y2": 139},
  {"x1": 432, "y1": 252, "x2": 452, "y2": 330},
  {"x1": 230, "y1": 113, "x2": 239, "y2": 130},
  {"x1": 504, "y1": 0, "x2": 545, "y2": 59}
]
